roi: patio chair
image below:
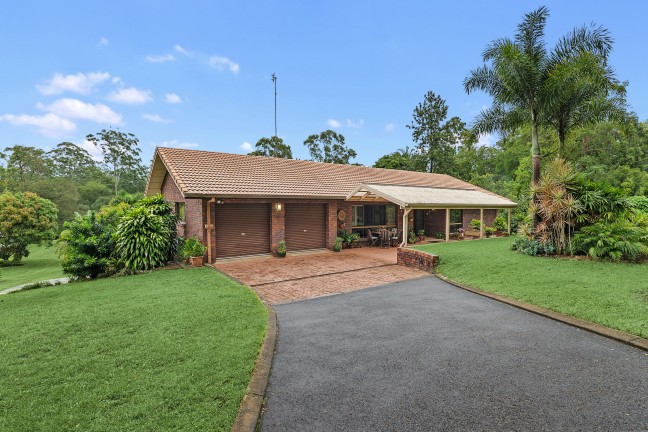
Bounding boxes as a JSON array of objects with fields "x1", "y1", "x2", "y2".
[
  {"x1": 367, "y1": 229, "x2": 379, "y2": 247},
  {"x1": 380, "y1": 229, "x2": 391, "y2": 247},
  {"x1": 390, "y1": 229, "x2": 402, "y2": 247}
]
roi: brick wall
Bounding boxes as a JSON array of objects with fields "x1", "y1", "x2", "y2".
[
  {"x1": 424, "y1": 209, "x2": 446, "y2": 236},
  {"x1": 271, "y1": 201, "x2": 285, "y2": 253},
  {"x1": 396, "y1": 248, "x2": 439, "y2": 273},
  {"x1": 462, "y1": 209, "x2": 497, "y2": 230},
  {"x1": 161, "y1": 174, "x2": 206, "y2": 240}
]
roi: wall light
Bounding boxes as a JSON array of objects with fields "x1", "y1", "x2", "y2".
[
  {"x1": 216, "y1": 199, "x2": 223, "y2": 204},
  {"x1": 275, "y1": 203, "x2": 283, "y2": 211}
]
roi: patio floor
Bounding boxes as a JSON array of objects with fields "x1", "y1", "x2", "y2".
[{"x1": 213, "y1": 247, "x2": 429, "y2": 304}]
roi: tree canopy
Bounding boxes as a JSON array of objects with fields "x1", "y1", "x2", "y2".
[
  {"x1": 248, "y1": 136, "x2": 293, "y2": 159},
  {"x1": 303, "y1": 130, "x2": 357, "y2": 164}
]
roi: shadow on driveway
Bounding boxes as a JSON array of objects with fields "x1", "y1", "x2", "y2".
[{"x1": 261, "y1": 277, "x2": 648, "y2": 431}]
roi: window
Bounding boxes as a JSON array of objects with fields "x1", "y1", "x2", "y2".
[
  {"x1": 352, "y1": 205, "x2": 363, "y2": 227},
  {"x1": 450, "y1": 209, "x2": 462, "y2": 232},
  {"x1": 175, "y1": 202, "x2": 186, "y2": 223}
]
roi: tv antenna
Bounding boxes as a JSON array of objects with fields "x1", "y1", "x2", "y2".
[{"x1": 271, "y1": 73, "x2": 277, "y2": 137}]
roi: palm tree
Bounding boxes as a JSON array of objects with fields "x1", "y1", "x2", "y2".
[{"x1": 464, "y1": 6, "x2": 614, "y2": 188}]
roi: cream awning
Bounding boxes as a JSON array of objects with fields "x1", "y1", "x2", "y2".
[{"x1": 346, "y1": 184, "x2": 517, "y2": 208}]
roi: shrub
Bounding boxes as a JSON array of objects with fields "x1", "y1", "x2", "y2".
[
  {"x1": 115, "y1": 207, "x2": 170, "y2": 270},
  {"x1": 59, "y1": 211, "x2": 117, "y2": 279},
  {"x1": 333, "y1": 237, "x2": 343, "y2": 251},
  {"x1": 435, "y1": 231, "x2": 445, "y2": 239},
  {"x1": 572, "y1": 217, "x2": 648, "y2": 261},
  {"x1": 181, "y1": 237, "x2": 207, "y2": 259},
  {"x1": 338, "y1": 231, "x2": 360, "y2": 248},
  {"x1": 276, "y1": 240, "x2": 287, "y2": 256},
  {"x1": 137, "y1": 194, "x2": 177, "y2": 261},
  {"x1": 511, "y1": 237, "x2": 556, "y2": 256},
  {"x1": 417, "y1": 229, "x2": 426, "y2": 237},
  {"x1": 493, "y1": 216, "x2": 508, "y2": 232},
  {"x1": 627, "y1": 196, "x2": 648, "y2": 214},
  {"x1": 408, "y1": 230, "x2": 417, "y2": 244},
  {"x1": 484, "y1": 227, "x2": 496, "y2": 237},
  {"x1": 470, "y1": 219, "x2": 481, "y2": 230}
]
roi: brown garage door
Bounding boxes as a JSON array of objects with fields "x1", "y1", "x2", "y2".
[
  {"x1": 215, "y1": 203, "x2": 271, "y2": 258},
  {"x1": 285, "y1": 204, "x2": 327, "y2": 251}
]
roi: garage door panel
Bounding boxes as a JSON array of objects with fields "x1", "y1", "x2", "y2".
[
  {"x1": 285, "y1": 204, "x2": 326, "y2": 251},
  {"x1": 215, "y1": 204, "x2": 270, "y2": 257}
]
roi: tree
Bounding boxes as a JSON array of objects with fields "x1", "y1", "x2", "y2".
[
  {"x1": 86, "y1": 129, "x2": 144, "y2": 195},
  {"x1": 464, "y1": 6, "x2": 614, "y2": 189},
  {"x1": 406, "y1": 91, "x2": 466, "y2": 174},
  {"x1": 303, "y1": 130, "x2": 357, "y2": 164},
  {"x1": 29, "y1": 179, "x2": 80, "y2": 231},
  {"x1": 2, "y1": 145, "x2": 51, "y2": 190},
  {"x1": 373, "y1": 146, "x2": 425, "y2": 171},
  {"x1": 48, "y1": 142, "x2": 97, "y2": 180},
  {"x1": 248, "y1": 136, "x2": 293, "y2": 159},
  {"x1": 0, "y1": 191, "x2": 57, "y2": 262}
]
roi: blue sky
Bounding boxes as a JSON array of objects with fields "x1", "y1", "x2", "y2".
[{"x1": 2, "y1": 1, "x2": 647, "y2": 167}]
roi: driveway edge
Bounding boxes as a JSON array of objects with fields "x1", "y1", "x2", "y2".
[
  {"x1": 231, "y1": 303, "x2": 277, "y2": 432},
  {"x1": 435, "y1": 274, "x2": 648, "y2": 352}
]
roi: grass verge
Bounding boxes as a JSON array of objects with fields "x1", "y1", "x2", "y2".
[
  {"x1": 416, "y1": 238, "x2": 648, "y2": 339},
  {"x1": 0, "y1": 267, "x2": 267, "y2": 431},
  {"x1": 0, "y1": 245, "x2": 64, "y2": 290}
]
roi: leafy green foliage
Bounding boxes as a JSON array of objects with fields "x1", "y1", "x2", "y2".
[
  {"x1": 0, "y1": 191, "x2": 58, "y2": 262},
  {"x1": 493, "y1": 216, "x2": 508, "y2": 231},
  {"x1": 115, "y1": 207, "x2": 169, "y2": 271},
  {"x1": 572, "y1": 217, "x2": 648, "y2": 261},
  {"x1": 333, "y1": 237, "x2": 343, "y2": 251},
  {"x1": 511, "y1": 237, "x2": 556, "y2": 256},
  {"x1": 470, "y1": 219, "x2": 481, "y2": 230},
  {"x1": 137, "y1": 194, "x2": 177, "y2": 261},
  {"x1": 248, "y1": 136, "x2": 293, "y2": 159},
  {"x1": 627, "y1": 196, "x2": 648, "y2": 214},
  {"x1": 407, "y1": 91, "x2": 467, "y2": 174},
  {"x1": 181, "y1": 237, "x2": 207, "y2": 259},
  {"x1": 373, "y1": 147, "x2": 424, "y2": 171},
  {"x1": 338, "y1": 231, "x2": 360, "y2": 248},
  {"x1": 276, "y1": 240, "x2": 287, "y2": 255},
  {"x1": 59, "y1": 211, "x2": 117, "y2": 279},
  {"x1": 303, "y1": 130, "x2": 357, "y2": 164}
]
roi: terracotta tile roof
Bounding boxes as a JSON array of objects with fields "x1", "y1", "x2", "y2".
[{"x1": 147, "y1": 147, "x2": 510, "y2": 202}]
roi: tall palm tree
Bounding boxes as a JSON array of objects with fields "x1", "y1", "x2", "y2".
[{"x1": 464, "y1": 6, "x2": 614, "y2": 188}]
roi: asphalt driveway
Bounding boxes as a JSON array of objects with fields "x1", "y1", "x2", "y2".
[{"x1": 260, "y1": 277, "x2": 648, "y2": 431}]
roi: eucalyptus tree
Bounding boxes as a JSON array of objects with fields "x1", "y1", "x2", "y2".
[
  {"x1": 248, "y1": 136, "x2": 293, "y2": 159},
  {"x1": 303, "y1": 130, "x2": 356, "y2": 164},
  {"x1": 464, "y1": 6, "x2": 615, "y2": 186}
]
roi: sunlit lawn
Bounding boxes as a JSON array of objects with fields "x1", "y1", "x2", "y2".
[
  {"x1": 0, "y1": 245, "x2": 64, "y2": 290},
  {"x1": 417, "y1": 238, "x2": 648, "y2": 339},
  {"x1": 0, "y1": 268, "x2": 267, "y2": 431}
]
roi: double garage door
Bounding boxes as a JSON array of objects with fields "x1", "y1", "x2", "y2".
[{"x1": 214, "y1": 203, "x2": 327, "y2": 258}]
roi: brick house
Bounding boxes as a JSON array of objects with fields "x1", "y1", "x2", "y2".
[{"x1": 146, "y1": 147, "x2": 517, "y2": 262}]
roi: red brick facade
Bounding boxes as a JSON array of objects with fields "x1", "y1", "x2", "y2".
[
  {"x1": 462, "y1": 209, "x2": 497, "y2": 230},
  {"x1": 161, "y1": 174, "x2": 206, "y2": 242}
]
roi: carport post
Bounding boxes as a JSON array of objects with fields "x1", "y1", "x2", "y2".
[
  {"x1": 480, "y1": 208, "x2": 484, "y2": 239},
  {"x1": 445, "y1": 208, "x2": 450, "y2": 242},
  {"x1": 401, "y1": 207, "x2": 412, "y2": 247},
  {"x1": 508, "y1": 208, "x2": 511, "y2": 235}
]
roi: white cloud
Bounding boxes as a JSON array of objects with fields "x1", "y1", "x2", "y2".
[
  {"x1": 146, "y1": 53, "x2": 175, "y2": 63},
  {"x1": 98, "y1": 37, "x2": 109, "y2": 47},
  {"x1": 208, "y1": 55, "x2": 240, "y2": 73},
  {"x1": 346, "y1": 119, "x2": 364, "y2": 129},
  {"x1": 111, "y1": 76, "x2": 122, "y2": 85},
  {"x1": 477, "y1": 133, "x2": 494, "y2": 147},
  {"x1": 108, "y1": 87, "x2": 152, "y2": 104},
  {"x1": 385, "y1": 123, "x2": 395, "y2": 132},
  {"x1": 77, "y1": 139, "x2": 103, "y2": 161},
  {"x1": 37, "y1": 72, "x2": 111, "y2": 95},
  {"x1": 142, "y1": 113, "x2": 173, "y2": 123},
  {"x1": 160, "y1": 140, "x2": 198, "y2": 149},
  {"x1": 165, "y1": 93, "x2": 182, "y2": 104},
  {"x1": 240, "y1": 141, "x2": 253, "y2": 151},
  {"x1": 0, "y1": 113, "x2": 76, "y2": 137},
  {"x1": 327, "y1": 119, "x2": 341, "y2": 128},
  {"x1": 38, "y1": 98, "x2": 123, "y2": 124},
  {"x1": 174, "y1": 44, "x2": 190, "y2": 55}
]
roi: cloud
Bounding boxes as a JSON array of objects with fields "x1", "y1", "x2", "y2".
[
  {"x1": 0, "y1": 113, "x2": 76, "y2": 137},
  {"x1": 108, "y1": 87, "x2": 152, "y2": 104},
  {"x1": 327, "y1": 119, "x2": 341, "y2": 128},
  {"x1": 165, "y1": 93, "x2": 182, "y2": 104},
  {"x1": 346, "y1": 119, "x2": 364, "y2": 129},
  {"x1": 98, "y1": 37, "x2": 109, "y2": 47},
  {"x1": 37, "y1": 72, "x2": 111, "y2": 95},
  {"x1": 38, "y1": 98, "x2": 123, "y2": 124},
  {"x1": 240, "y1": 141, "x2": 253, "y2": 151},
  {"x1": 160, "y1": 140, "x2": 198, "y2": 149},
  {"x1": 174, "y1": 44, "x2": 190, "y2": 55},
  {"x1": 77, "y1": 139, "x2": 103, "y2": 161},
  {"x1": 146, "y1": 53, "x2": 175, "y2": 63},
  {"x1": 142, "y1": 113, "x2": 173, "y2": 123},
  {"x1": 477, "y1": 133, "x2": 494, "y2": 147},
  {"x1": 385, "y1": 123, "x2": 395, "y2": 132},
  {"x1": 208, "y1": 55, "x2": 240, "y2": 73}
]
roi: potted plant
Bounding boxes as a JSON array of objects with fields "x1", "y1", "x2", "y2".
[
  {"x1": 408, "y1": 230, "x2": 417, "y2": 244},
  {"x1": 417, "y1": 229, "x2": 426, "y2": 242},
  {"x1": 276, "y1": 240, "x2": 287, "y2": 257},
  {"x1": 484, "y1": 227, "x2": 496, "y2": 238},
  {"x1": 182, "y1": 236, "x2": 207, "y2": 267},
  {"x1": 338, "y1": 231, "x2": 360, "y2": 248},
  {"x1": 435, "y1": 231, "x2": 445, "y2": 239},
  {"x1": 333, "y1": 237, "x2": 343, "y2": 252}
]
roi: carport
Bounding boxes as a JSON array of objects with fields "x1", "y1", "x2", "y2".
[{"x1": 347, "y1": 184, "x2": 517, "y2": 245}]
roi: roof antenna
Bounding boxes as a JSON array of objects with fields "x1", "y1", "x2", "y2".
[{"x1": 272, "y1": 73, "x2": 277, "y2": 137}]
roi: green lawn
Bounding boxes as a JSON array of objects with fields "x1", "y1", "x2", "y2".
[
  {"x1": 0, "y1": 245, "x2": 64, "y2": 290},
  {"x1": 0, "y1": 268, "x2": 267, "y2": 431},
  {"x1": 416, "y1": 238, "x2": 648, "y2": 339}
]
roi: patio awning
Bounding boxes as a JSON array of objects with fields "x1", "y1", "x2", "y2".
[{"x1": 346, "y1": 183, "x2": 517, "y2": 209}]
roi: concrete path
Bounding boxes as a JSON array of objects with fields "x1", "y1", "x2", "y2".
[
  {"x1": 0, "y1": 277, "x2": 69, "y2": 295},
  {"x1": 260, "y1": 277, "x2": 648, "y2": 431}
]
